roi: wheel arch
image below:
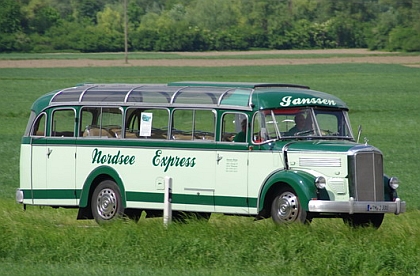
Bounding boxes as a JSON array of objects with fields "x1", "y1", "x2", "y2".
[
  {"x1": 78, "y1": 165, "x2": 126, "y2": 209},
  {"x1": 258, "y1": 170, "x2": 318, "y2": 216}
]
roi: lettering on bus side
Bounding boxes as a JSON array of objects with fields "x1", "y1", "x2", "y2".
[
  {"x1": 152, "y1": 149, "x2": 196, "y2": 172},
  {"x1": 91, "y1": 148, "x2": 135, "y2": 165},
  {"x1": 280, "y1": 95, "x2": 337, "y2": 107}
]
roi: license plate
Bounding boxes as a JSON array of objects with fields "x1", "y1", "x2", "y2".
[{"x1": 367, "y1": 204, "x2": 389, "y2": 212}]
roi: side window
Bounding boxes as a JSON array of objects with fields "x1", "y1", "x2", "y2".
[
  {"x1": 252, "y1": 112, "x2": 267, "y2": 143},
  {"x1": 31, "y1": 113, "x2": 46, "y2": 136},
  {"x1": 172, "y1": 109, "x2": 215, "y2": 140},
  {"x1": 221, "y1": 113, "x2": 247, "y2": 142},
  {"x1": 194, "y1": 110, "x2": 215, "y2": 140},
  {"x1": 125, "y1": 108, "x2": 169, "y2": 139},
  {"x1": 81, "y1": 107, "x2": 122, "y2": 138},
  {"x1": 51, "y1": 109, "x2": 75, "y2": 137}
]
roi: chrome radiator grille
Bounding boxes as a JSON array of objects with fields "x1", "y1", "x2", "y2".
[{"x1": 348, "y1": 150, "x2": 384, "y2": 201}]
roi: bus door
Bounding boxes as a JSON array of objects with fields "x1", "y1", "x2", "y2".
[
  {"x1": 43, "y1": 109, "x2": 77, "y2": 205},
  {"x1": 215, "y1": 113, "x2": 249, "y2": 214},
  {"x1": 170, "y1": 109, "x2": 216, "y2": 212},
  {"x1": 29, "y1": 113, "x2": 48, "y2": 205}
]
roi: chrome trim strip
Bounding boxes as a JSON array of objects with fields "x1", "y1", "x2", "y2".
[
  {"x1": 218, "y1": 88, "x2": 238, "y2": 106},
  {"x1": 282, "y1": 142, "x2": 296, "y2": 170},
  {"x1": 124, "y1": 85, "x2": 146, "y2": 103},
  {"x1": 184, "y1": 188, "x2": 215, "y2": 192}
]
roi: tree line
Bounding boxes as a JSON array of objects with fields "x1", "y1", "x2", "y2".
[{"x1": 1, "y1": 0, "x2": 420, "y2": 53}]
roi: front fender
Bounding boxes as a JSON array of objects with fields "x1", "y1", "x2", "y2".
[
  {"x1": 258, "y1": 170, "x2": 318, "y2": 212},
  {"x1": 78, "y1": 165, "x2": 126, "y2": 208}
]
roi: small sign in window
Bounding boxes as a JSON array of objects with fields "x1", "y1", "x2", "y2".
[{"x1": 140, "y1": 112, "x2": 153, "y2": 137}]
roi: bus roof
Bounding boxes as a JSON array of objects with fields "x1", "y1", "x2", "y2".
[{"x1": 31, "y1": 81, "x2": 348, "y2": 113}]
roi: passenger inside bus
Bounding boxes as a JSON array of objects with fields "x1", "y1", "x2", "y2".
[{"x1": 233, "y1": 119, "x2": 247, "y2": 142}]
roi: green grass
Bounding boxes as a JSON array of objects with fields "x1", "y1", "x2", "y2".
[
  {"x1": 1, "y1": 61, "x2": 420, "y2": 275},
  {"x1": 1, "y1": 201, "x2": 420, "y2": 276},
  {"x1": 0, "y1": 51, "x2": 418, "y2": 60}
]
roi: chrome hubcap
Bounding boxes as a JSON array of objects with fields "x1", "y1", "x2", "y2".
[
  {"x1": 275, "y1": 191, "x2": 299, "y2": 222},
  {"x1": 96, "y1": 188, "x2": 117, "y2": 220}
]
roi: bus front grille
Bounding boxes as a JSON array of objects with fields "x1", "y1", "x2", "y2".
[{"x1": 348, "y1": 149, "x2": 384, "y2": 201}]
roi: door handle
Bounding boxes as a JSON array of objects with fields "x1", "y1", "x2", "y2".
[
  {"x1": 47, "y1": 148, "x2": 53, "y2": 158},
  {"x1": 217, "y1": 154, "x2": 223, "y2": 164}
]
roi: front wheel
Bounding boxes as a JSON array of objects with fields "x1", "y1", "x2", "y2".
[
  {"x1": 271, "y1": 187, "x2": 309, "y2": 225},
  {"x1": 91, "y1": 180, "x2": 124, "y2": 224},
  {"x1": 343, "y1": 214, "x2": 384, "y2": 228}
]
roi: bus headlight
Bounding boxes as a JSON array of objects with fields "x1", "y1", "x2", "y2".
[
  {"x1": 314, "y1": 176, "x2": 326, "y2": 189},
  {"x1": 388, "y1": 177, "x2": 399, "y2": 190}
]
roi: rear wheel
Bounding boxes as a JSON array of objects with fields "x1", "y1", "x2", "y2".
[
  {"x1": 271, "y1": 187, "x2": 309, "y2": 224},
  {"x1": 343, "y1": 214, "x2": 384, "y2": 228},
  {"x1": 91, "y1": 180, "x2": 124, "y2": 224}
]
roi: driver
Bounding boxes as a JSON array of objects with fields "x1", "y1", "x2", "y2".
[{"x1": 286, "y1": 113, "x2": 307, "y2": 136}]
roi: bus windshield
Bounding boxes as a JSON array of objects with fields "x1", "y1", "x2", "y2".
[{"x1": 253, "y1": 107, "x2": 354, "y2": 142}]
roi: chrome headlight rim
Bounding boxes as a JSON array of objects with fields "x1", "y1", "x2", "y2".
[
  {"x1": 314, "y1": 176, "x2": 326, "y2": 189},
  {"x1": 388, "y1": 176, "x2": 399, "y2": 190}
]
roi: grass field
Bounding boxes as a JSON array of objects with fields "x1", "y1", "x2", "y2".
[
  {"x1": 1, "y1": 57, "x2": 420, "y2": 275},
  {"x1": 0, "y1": 49, "x2": 412, "y2": 60}
]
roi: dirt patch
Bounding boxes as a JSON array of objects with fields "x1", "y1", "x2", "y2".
[
  {"x1": 174, "y1": 48, "x2": 391, "y2": 56},
  {"x1": 1, "y1": 49, "x2": 420, "y2": 68}
]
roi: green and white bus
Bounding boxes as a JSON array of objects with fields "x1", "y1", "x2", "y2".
[{"x1": 17, "y1": 81, "x2": 405, "y2": 227}]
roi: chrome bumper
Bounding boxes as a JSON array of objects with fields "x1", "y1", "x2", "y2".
[{"x1": 308, "y1": 197, "x2": 405, "y2": 215}]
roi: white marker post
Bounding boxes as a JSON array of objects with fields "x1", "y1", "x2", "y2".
[{"x1": 163, "y1": 176, "x2": 172, "y2": 227}]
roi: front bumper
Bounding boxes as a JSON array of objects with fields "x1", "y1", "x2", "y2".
[{"x1": 308, "y1": 197, "x2": 405, "y2": 215}]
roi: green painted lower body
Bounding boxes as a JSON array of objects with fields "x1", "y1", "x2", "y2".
[{"x1": 20, "y1": 189, "x2": 258, "y2": 209}]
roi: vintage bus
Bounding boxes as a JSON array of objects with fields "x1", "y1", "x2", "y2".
[{"x1": 17, "y1": 81, "x2": 406, "y2": 228}]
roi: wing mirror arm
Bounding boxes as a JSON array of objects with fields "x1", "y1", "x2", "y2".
[{"x1": 357, "y1": 125, "x2": 362, "y2": 143}]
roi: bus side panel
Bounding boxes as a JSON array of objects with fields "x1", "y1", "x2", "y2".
[
  {"x1": 31, "y1": 143, "x2": 48, "y2": 205},
  {"x1": 125, "y1": 147, "x2": 215, "y2": 212},
  {"x1": 19, "y1": 144, "x2": 34, "y2": 205},
  {"x1": 75, "y1": 144, "x2": 216, "y2": 213},
  {"x1": 76, "y1": 145, "x2": 127, "y2": 206},
  {"x1": 214, "y1": 149, "x2": 249, "y2": 214},
  {"x1": 248, "y1": 151, "x2": 284, "y2": 215},
  {"x1": 45, "y1": 142, "x2": 77, "y2": 206}
]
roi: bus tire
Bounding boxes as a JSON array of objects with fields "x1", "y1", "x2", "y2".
[
  {"x1": 343, "y1": 213, "x2": 384, "y2": 228},
  {"x1": 271, "y1": 187, "x2": 309, "y2": 224},
  {"x1": 91, "y1": 180, "x2": 123, "y2": 224}
]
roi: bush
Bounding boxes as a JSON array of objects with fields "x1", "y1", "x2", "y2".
[
  {"x1": 131, "y1": 28, "x2": 158, "y2": 51},
  {"x1": 388, "y1": 26, "x2": 420, "y2": 52},
  {"x1": 46, "y1": 21, "x2": 85, "y2": 51},
  {"x1": 403, "y1": 35, "x2": 420, "y2": 52},
  {"x1": 0, "y1": 32, "x2": 32, "y2": 52},
  {"x1": 29, "y1": 33, "x2": 54, "y2": 52},
  {"x1": 245, "y1": 28, "x2": 269, "y2": 49},
  {"x1": 78, "y1": 26, "x2": 124, "y2": 52},
  {"x1": 0, "y1": 33, "x2": 18, "y2": 52},
  {"x1": 212, "y1": 27, "x2": 250, "y2": 51}
]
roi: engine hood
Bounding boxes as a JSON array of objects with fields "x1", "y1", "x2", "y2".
[{"x1": 284, "y1": 140, "x2": 378, "y2": 154}]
